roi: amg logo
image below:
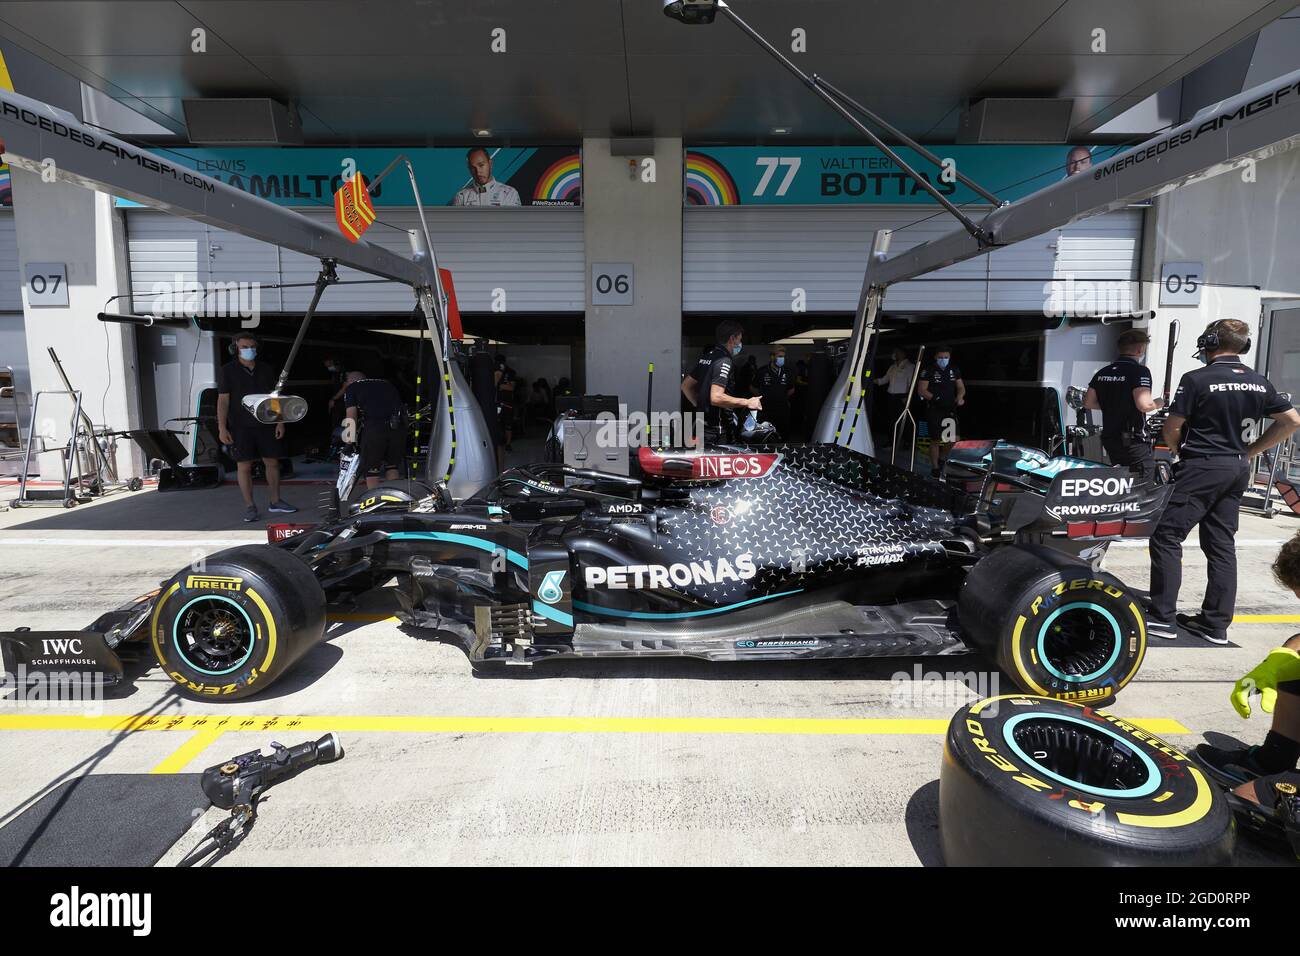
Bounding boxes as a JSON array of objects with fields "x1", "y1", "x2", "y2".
[
  {"x1": 1059, "y1": 476, "x2": 1134, "y2": 497},
  {"x1": 449, "y1": 523, "x2": 488, "y2": 530},
  {"x1": 42, "y1": 638, "x2": 84, "y2": 656},
  {"x1": 185, "y1": 575, "x2": 243, "y2": 591},
  {"x1": 1209, "y1": 382, "x2": 1267, "y2": 394},
  {"x1": 50, "y1": 886, "x2": 151, "y2": 936},
  {"x1": 585, "y1": 554, "x2": 757, "y2": 590}
]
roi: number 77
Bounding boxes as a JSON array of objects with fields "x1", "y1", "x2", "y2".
[{"x1": 755, "y1": 157, "x2": 801, "y2": 197}]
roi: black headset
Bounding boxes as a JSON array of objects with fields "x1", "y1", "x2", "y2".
[
  {"x1": 1195, "y1": 320, "x2": 1250, "y2": 356},
  {"x1": 227, "y1": 334, "x2": 259, "y2": 355}
]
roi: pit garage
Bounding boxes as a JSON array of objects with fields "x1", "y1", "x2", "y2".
[{"x1": 1, "y1": 0, "x2": 1300, "y2": 902}]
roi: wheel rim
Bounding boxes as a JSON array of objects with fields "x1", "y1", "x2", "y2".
[
  {"x1": 1002, "y1": 712, "x2": 1160, "y2": 798},
  {"x1": 172, "y1": 595, "x2": 256, "y2": 676},
  {"x1": 1036, "y1": 602, "x2": 1122, "y2": 683}
]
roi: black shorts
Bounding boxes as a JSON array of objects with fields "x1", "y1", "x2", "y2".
[
  {"x1": 926, "y1": 405, "x2": 958, "y2": 445},
  {"x1": 230, "y1": 425, "x2": 285, "y2": 463},
  {"x1": 360, "y1": 424, "x2": 405, "y2": 476}
]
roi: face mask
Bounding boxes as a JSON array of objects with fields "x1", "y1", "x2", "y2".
[
  {"x1": 775, "y1": 357, "x2": 785, "y2": 368},
  {"x1": 239, "y1": 347, "x2": 257, "y2": 361},
  {"x1": 936, "y1": 358, "x2": 950, "y2": 369},
  {"x1": 731, "y1": 343, "x2": 743, "y2": 357}
]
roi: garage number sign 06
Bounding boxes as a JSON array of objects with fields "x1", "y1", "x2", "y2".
[
  {"x1": 1159, "y1": 261, "x2": 1204, "y2": 307},
  {"x1": 24, "y1": 261, "x2": 68, "y2": 307},
  {"x1": 591, "y1": 262, "x2": 633, "y2": 306}
]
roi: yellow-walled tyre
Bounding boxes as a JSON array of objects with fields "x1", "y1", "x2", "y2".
[
  {"x1": 959, "y1": 544, "x2": 1146, "y2": 705},
  {"x1": 151, "y1": 545, "x2": 326, "y2": 700},
  {"x1": 941, "y1": 695, "x2": 1233, "y2": 866}
]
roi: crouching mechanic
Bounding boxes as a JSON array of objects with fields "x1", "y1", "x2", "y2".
[
  {"x1": 1195, "y1": 535, "x2": 1300, "y2": 852},
  {"x1": 343, "y1": 371, "x2": 407, "y2": 489}
]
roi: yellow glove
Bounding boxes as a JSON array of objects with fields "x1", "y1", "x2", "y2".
[{"x1": 1231, "y1": 647, "x2": 1300, "y2": 719}]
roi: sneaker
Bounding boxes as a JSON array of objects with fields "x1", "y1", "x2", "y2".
[
  {"x1": 1177, "y1": 612, "x2": 1229, "y2": 645},
  {"x1": 268, "y1": 500, "x2": 298, "y2": 514},
  {"x1": 1145, "y1": 615, "x2": 1178, "y2": 640},
  {"x1": 241, "y1": 505, "x2": 259, "y2": 523},
  {"x1": 1193, "y1": 743, "x2": 1273, "y2": 787}
]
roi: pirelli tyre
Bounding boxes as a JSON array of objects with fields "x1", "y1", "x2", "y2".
[
  {"x1": 941, "y1": 696, "x2": 1234, "y2": 866},
  {"x1": 959, "y1": 544, "x2": 1146, "y2": 705},
  {"x1": 150, "y1": 545, "x2": 327, "y2": 700}
]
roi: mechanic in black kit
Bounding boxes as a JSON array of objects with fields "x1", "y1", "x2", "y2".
[
  {"x1": 1147, "y1": 319, "x2": 1300, "y2": 643},
  {"x1": 917, "y1": 344, "x2": 965, "y2": 476},
  {"x1": 343, "y1": 370, "x2": 408, "y2": 490},
  {"x1": 217, "y1": 333, "x2": 297, "y2": 522},
  {"x1": 753, "y1": 345, "x2": 794, "y2": 439},
  {"x1": 1084, "y1": 328, "x2": 1163, "y2": 481},
  {"x1": 680, "y1": 319, "x2": 762, "y2": 446}
]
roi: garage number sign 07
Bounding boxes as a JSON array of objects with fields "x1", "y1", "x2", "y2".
[
  {"x1": 1159, "y1": 261, "x2": 1203, "y2": 307},
  {"x1": 24, "y1": 261, "x2": 68, "y2": 307},
  {"x1": 591, "y1": 262, "x2": 633, "y2": 306}
]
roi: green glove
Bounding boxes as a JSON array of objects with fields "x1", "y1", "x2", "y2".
[{"x1": 1231, "y1": 647, "x2": 1300, "y2": 719}]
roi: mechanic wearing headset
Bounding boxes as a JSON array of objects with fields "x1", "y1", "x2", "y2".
[
  {"x1": 1194, "y1": 534, "x2": 1300, "y2": 850},
  {"x1": 1084, "y1": 329, "x2": 1163, "y2": 481},
  {"x1": 1147, "y1": 319, "x2": 1300, "y2": 643},
  {"x1": 217, "y1": 333, "x2": 297, "y2": 522},
  {"x1": 451, "y1": 148, "x2": 522, "y2": 207},
  {"x1": 343, "y1": 370, "x2": 407, "y2": 490},
  {"x1": 681, "y1": 319, "x2": 762, "y2": 446}
]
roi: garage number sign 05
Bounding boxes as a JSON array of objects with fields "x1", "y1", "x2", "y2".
[
  {"x1": 591, "y1": 262, "x2": 633, "y2": 306},
  {"x1": 24, "y1": 261, "x2": 68, "y2": 307},
  {"x1": 1159, "y1": 261, "x2": 1204, "y2": 307}
]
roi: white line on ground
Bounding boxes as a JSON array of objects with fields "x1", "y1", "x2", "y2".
[{"x1": 1110, "y1": 538, "x2": 1290, "y2": 549}]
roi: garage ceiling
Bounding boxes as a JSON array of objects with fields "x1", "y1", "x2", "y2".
[{"x1": 0, "y1": 0, "x2": 1292, "y2": 144}]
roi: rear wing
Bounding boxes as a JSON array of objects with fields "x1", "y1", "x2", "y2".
[{"x1": 1011, "y1": 466, "x2": 1172, "y2": 538}]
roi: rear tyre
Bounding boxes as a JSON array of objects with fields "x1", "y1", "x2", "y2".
[
  {"x1": 959, "y1": 544, "x2": 1146, "y2": 704},
  {"x1": 151, "y1": 545, "x2": 326, "y2": 700},
  {"x1": 941, "y1": 695, "x2": 1233, "y2": 866}
]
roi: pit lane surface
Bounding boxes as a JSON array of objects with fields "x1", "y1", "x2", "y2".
[{"x1": 0, "y1": 484, "x2": 1295, "y2": 866}]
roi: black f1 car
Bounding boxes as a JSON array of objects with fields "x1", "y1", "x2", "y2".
[{"x1": 2, "y1": 441, "x2": 1169, "y2": 704}]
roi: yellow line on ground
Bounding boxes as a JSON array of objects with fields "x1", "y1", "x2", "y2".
[
  {"x1": 0, "y1": 713, "x2": 1191, "y2": 736},
  {"x1": 327, "y1": 612, "x2": 398, "y2": 623},
  {"x1": 149, "y1": 727, "x2": 226, "y2": 774}
]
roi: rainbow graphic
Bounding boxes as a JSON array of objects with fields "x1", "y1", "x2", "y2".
[
  {"x1": 533, "y1": 153, "x2": 582, "y2": 205},
  {"x1": 686, "y1": 152, "x2": 740, "y2": 205},
  {"x1": 0, "y1": 163, "x2": 10, "y2": 206}
]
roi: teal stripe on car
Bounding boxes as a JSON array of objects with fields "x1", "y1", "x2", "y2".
[
  {"x1": 388, "y1": 531, "x2": 528, "y2": 569},
  {"x1": 572, "y1": 589, "x2": 803, "y2": 621},
  {"x1": 532, "y1": 600, "x2": 573, "y2": 627}
]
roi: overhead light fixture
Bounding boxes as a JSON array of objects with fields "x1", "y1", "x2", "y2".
[
  {"x1": 770, "y1": 126, "x2": 791, "y2": 135},
  {"x1": 662, "y1": 0, "x2": 720, "y2": 24},
  {"x1": 473, "y1": 128, "x2": 492, "y2": 138}
]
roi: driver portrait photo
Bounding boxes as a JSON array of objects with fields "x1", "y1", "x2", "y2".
[{"x1": 451, "y1": 147, "x2": 523, "y2": 207}]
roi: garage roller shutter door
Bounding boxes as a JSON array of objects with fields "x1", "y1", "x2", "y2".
[
  {"x1": 126, "y1": 207, "x2": 584, "y2": 314},
  {"x1": 682, "y1": 206, "x2": 1142, "y2": 314},
  {"x1": 0, "y1": 210, "x2": 21, "y2": 312}
]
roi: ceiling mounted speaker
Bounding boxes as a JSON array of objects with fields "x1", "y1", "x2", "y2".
[
  {"x1": 182, "y1": 98, "x2": 303, "y2": 145},
  {"x1": 957, "y1": 98, "x2": 1074, "y2": 144}
]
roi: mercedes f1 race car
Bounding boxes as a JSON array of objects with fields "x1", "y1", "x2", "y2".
[{"x1": 1, "y1": 441, "x2": 1170, "y2": 704}]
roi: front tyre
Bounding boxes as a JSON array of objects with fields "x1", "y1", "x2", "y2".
[
  {"x1": 151, "y1": 545, "x2": 326, "y2": 700},
  {"x1": 959, "y1": 544, "x2": 1146, "y2": 704}
]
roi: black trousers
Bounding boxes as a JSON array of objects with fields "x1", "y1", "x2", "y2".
[
  {"x1": 1148, "y1": 455, "x2": 1250, "y2": 630},
  {"x1": 1102, "y1": 432, "x2": 1155, "y2": 482}
]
